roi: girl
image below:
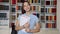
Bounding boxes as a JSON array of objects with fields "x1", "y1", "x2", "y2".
[{"x1": 15, "y1": 1, "x2": 40, "y2": 34}]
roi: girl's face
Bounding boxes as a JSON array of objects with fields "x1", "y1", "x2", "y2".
[{"x1": 23, "y1": 2, "x2": 30, "y2": 12}]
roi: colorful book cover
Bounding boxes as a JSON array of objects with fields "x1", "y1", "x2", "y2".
[
  {"x1": 46, "y1": 23, "x2": 52, "y2": 28},
  {"x1": 52, "y1": 8, "x2": 56, "y2": 13},
  {"x1": 41, "y1": 16, "x2": 45, "y2": 20},
  {"x1": 52, "y1": 23, "x2": 56, "y2": 28},
  {"x1": 53, "y1": 1, "x2": 57, "y2": 5},
  {"x1": 48, "y1": 8, "x2": 52, "y2": 13},
  {"x1": 12, "y1": 0, "x2": 16, "y2": 4}
]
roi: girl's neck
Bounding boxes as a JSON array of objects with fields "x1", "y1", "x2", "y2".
[{"x1": 26, "y1": 11, "x2": 31, "y2": 16}]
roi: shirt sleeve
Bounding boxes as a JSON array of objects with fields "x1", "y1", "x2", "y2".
[
  {"x1": 17, "y1": 15, "x2": 21, "y2": 20},
  {"x1": 35, "y1": 16, "x2": 39, "y2": 23}
]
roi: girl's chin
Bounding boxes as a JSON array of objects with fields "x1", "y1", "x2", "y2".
[{"x1": 25, "y1": 10, "x2": 30, "y2": 12}]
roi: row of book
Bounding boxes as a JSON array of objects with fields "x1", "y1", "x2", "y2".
[
  {"x1": 0, "y1": 0, "x2": 9, "y2": 2},
  {"x1": 0, "y1": 5, "x2": 9, "y2": 10},
  {"x1": 0, "y1": 13, "x2": 7, "y2": 18},
  {"x1": 11, "y1": 0, "x2": 40, "y2": 4},
  {"x1": 11, "y1": 15, "x2": 16, "y2": 20},
  {"x1": 31, "y1": 6, "x2": 40, "y2": 11},
  {"x1": 18, "y1": 0, "x2": 40, "y2": 3},
  {"x1": 12, "y1": 6, "x2": 40, "y2": 12},
  {"x1": 41, "y1": 1, "x2": 57, "y2": 5},
  {"x1": 0, "y1": 5, "x2": 56, "y2": 13},
  {"x1": 41, "y1": 16, "x2": 56, "y2": 21},
  {"x1": 12, "y1": 6, "x2": 56, "y2": 14},
  {"x1": 41, "y1": 8, "x2": 56, "y2": 13},
  {"x1": 46, "y1": 23, "x2": 56, "y2": 28}
]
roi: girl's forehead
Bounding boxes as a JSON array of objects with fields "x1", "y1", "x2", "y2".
[{"x1": 24, "y1": 2, "x2": 29, "y2": 5}]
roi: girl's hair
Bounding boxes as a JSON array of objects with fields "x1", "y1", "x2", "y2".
[{"x1": 22, "y1": 1, "x2": 31, "y2": 14}]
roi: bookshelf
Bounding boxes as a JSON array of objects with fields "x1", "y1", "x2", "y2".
[
  {"x1": 0, "y1": 0, "x2": 57, "y2": 29},
  {"x1": 40, "y1": 0, "x2": 57, "y2": 29},
  {"x1": 10, "y1": 0, "x2": 57, "y2": 29},
  {"x1": 0, "y1": 0, "x2": 10, "y2": 34},
  {"x1": 0, "y1": 0, "x2": 10, "y2": 20}
]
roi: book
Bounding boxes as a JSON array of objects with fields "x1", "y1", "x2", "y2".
[
  {"x1": 41, "y1": 8, "x2": 44, "y2": 13},
  {"x1": 0, "y1": 5, "x2": 3, "y2": 10},
  {"x1": 32, "y1": 6, "x2": 35, "y2": 11},
  {"x1": 53, "y1": 1, "x2": 57, "y2": 5},
  {"x1": 46, "y1": 23, "x2": 52, "y2": 28},
  {"x1": 52, "y1": 23, "x2": 56, "y2": 28},
  {"x1": 12, "y1": 0, "x2": 16, "y2": 4},
  {"x1": 48, "y1": 16, "x2": 52, "y2": 20},
  {"x1": 52, "y1": 16, "x2": 54, "y2": 21},
  {"x1": 36, "y1": 6, "x2": 39, "y2": 11},
  {"x1": 39, "y1": 6, "x2": 40, "y2": 12},
  {"x1": 0, "y1": 13, "x2": 7, "y2": 18},
  {"x1": 4, "y1": 5, "x2": 9, "y2": 10},
  {"x1": 11, "y1": 15, "x2": 16, "y2": 20},
  {"x1": 41, "y1": 16, "x2": 45, "y2": 20},
  {"x1": 45, "y1": 8, "x2": 47, "y2": 13},
  {"x1": 12, "y1": 8, "x2": 15, "y2": 12},
  {"x1": 54, "y1": 16, "x2": 56, "y2": 20},
  {"x1": 48, "y1": 8, "x2": 52, "y2": 13},
  {"x1": 46, "y1": 16, "x2": 48, "y2": 20},
  {"x1": 41, "y1": 0, "x2": 45, "y2": 5},
  {"x1": 3, "y1": 0, "x2": 9, "y2": 2},
  {"x1": 52, "y1": 8, "x2": 56, "y2": 13},
  {"x1": 46, "y1": 1, "x2": 50, "y2": 5}
]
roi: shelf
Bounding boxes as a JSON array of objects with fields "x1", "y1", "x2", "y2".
[
  {"x1": 0, "y1": 10, "x2": 10, "y2": 13},
  {"x1": 45, "y1": 20, "x2": 55, "y2": 23},
  {"x1": 31, "y1": 3, "x2": 40, "y2": 6},
  {"x1": 17, "y1": 3, "x2": 22, "y2": 6},
  {"x1": 45, "y1": 5, "x2": 56, "y2": 8},
  {"x1": 45, "y1": 13, "x2": 55, "y2": 16},
  {"x1": 0, "y1": 2, "x2": 9, "y2": 5},
  {"x1": 0, "y1": 18, "x2": 8, "y2": 20},
  {"x1": 0, "y1": 0, "x2": 57, "y2": 29}
]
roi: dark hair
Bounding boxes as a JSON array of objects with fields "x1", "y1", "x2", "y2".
[{"x1": 22, "y1": 1, "x2": 31, "y2": 14}]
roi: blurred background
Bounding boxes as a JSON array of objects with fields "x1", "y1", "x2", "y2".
[{"x1": 0, "y1": 0, "x2": 60, "y2": 34}]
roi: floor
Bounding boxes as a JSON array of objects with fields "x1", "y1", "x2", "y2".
[
  {"x1": 33, "y1": 29, "x2": 60, "y2": 34},
  {"x1": 9, "y1": 28, "x2": 60, "y2": 34}
]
